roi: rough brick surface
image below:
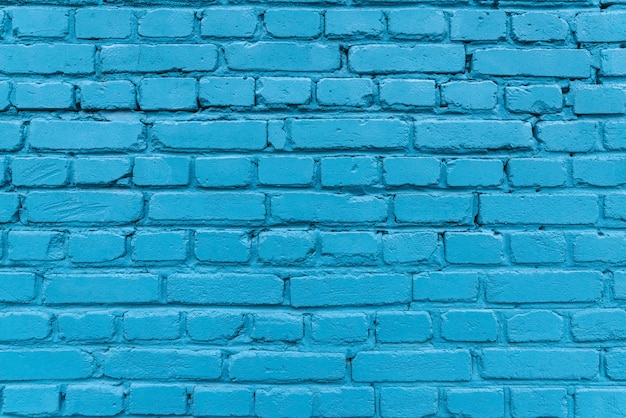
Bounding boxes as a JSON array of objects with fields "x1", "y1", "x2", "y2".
[{"x1": 0, "y1": 1, "x2": 619, "y2": 417}]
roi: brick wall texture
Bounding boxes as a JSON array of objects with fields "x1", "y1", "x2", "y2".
[{"x1": 0, "y1": 0, "x2": 624, "y2": 416}]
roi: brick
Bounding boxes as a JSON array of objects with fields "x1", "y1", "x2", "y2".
[
  {"x1": 0, "y1": 193, "x2": 19, "y2": 223},
  {"x1": 104, "y1": 349, "x2": 221, "y2": 379},
  {"x1": 321, "y1": 231, "x2": 378, "y2": 262},
  {"x1": 64, "y1": 384, "x2": 123, "y2": 417},
  {"x1": 606, "y1": 350, "x2": 626, "y2": 380},
  {"x1": 315, "y1": 387, "x2": 375, "y2": 418},
  {"x1": 0, "y1": 82, "x2": 11, "y2": 111},
  {"x1": 394, "y1": 194, "x2": 474, "y2": 225},
  {"x1": 44, "y1": 274, "x2": 159, "y2": 304},
  {"x1": 387, "y1": 9, "x2": 446, "y2": 39},
  {"x1": 571, "y1": 309, "x2": 626, "y2": 341},
  {"x1": 257, "y1": 77, "x2": 311, "y2": 105},
  {"x1": 0, "y1": 349, "x2": 93, "y2": 380},
  {"x1": 0, "y1": 45, "x2": 94, "y2": 74},
  {"x1": 123, "y1": 311, "x2": 180, "y2": 341},
  {"x1": 258, "y1": 156, "x2": 314, "y2": 186},
  {"x1": 0, "y1": 121, "x2": 22, "y2": 151},
  {"x1": 376, "y1": 311, "x2": 432, "y2": 343},
  {"x1": 195, "y1": 230, "x2": 250, "y2": 263},
  {"x1": 485, "y1": 271, "x2": 603, "y2": 303},
  {"x1": 574, "y1": 85, "x2": 626, "y2": 115},
  {"x1": 152, "y1": 120, "x2": 266, "y2": 151},
  {"x1": 445, "y1": 232, "x2": 504, "y2": 265},
  {"x1": 74, "y1": 157, "x2": 132, "y2": 185},
  {"x1": 383, "y1": 156, "x2": 440, "y2": 186},
  {"x1": 24, "y1": 191, "x2": 143, "y2": 224},
  {"x1": 201, "y1": 8, "x2": 258, "y2": 38},
  {"x1": 481, "y1": 349, "x2": 598, "y2": 379},
  {"x1": 264, "y1": 9, "x2": 321, "y2": 38},
  {"x1": 414, "y1": 272, "x2": 479, "y2": 302},
  {"x1": 380, "y1": 387, "x2": 438, "y2": 417},
  {"x1": 353, "y1": 350, "x2": 471, "y2": 382},
  {"x1": 478, "y1": 194, "x2": 598, "y2": 225},
  {"x1": 11, "y1": 157, "x2": 69, "y2": 187},
  {"x1": 606, "y1": 194, "x2": 626, "y2": 221},
  {"x1": 229, "y1": 351, "x2": 345, "y2": 382},
  {"x1": 441, "y1": 310, "x2": 498, "y2": 342},
  {"x1": 272, "y1": 193, "x2": 386, "y2": 223},
  {"x1": 226, "y1": 42, "x2": 339, "y2": 71},
  {"x1": 317, "y1": 78, "x2": 374, "y2": 107},
  {"x1": 258, "y1": 230, "x2": 315, "y2": 264},
  {"x1": 3, "y1": 385, "x2": 60, "y2": 415},
  {"x1": 199, "y1": 77, "x2": 255, "y2": 107},
  {"x1": 349, "y1": 44, "x2": 465, "y2": 73},
  {"x1": 13, "y1": 82, "x2": 73, "y2": 110},
  {"x1": 573, "y1": 232, "x2": 626, "y2": 263},
  {"x1": 512, "y1": 12, "x2": 570, "y2": 41},
  {"x1": 289, "y1": 118, "x2": 409, "y2": 150},
  {"x1": 506, "y1": 158, "x2": 567, "y2": 187},
  {"x1": 446, "y1": 159, "x2": 504, "y2": 187},
  {"x1": 451, "y1": 11, "x2": 506, "y2": 41},
  {"x1": 447, "y1": 389, "x2": 505, "y2": 418},
  {"x1": 441, "y1": 81, "x2": 498, "y2": 110},
  {"x1": 149, "y1": 192, "x2": 265, "y2": 222},
  {"x1": 311, "y1": 313, "x2": 369, "y2": 343},
  {"x1": 128, "y1": 385, "x2": 187, "y2": 415},
  {"x1": 415, "y1": 120, "x2": 534, "y2": 152},
  {"x1": 379, "y1": 79, "x2": 437, "y2": 107},
  {"x1": 290, "y1": 274, "x2": 411, "y2": 307},
  {"x1": 321, "y1": 156, "x2": 378, "y2": 187},
  {"x1": 139, "y1": 78, "x2": 197, "y2": 111},
  {"x1": 510, "y1": 388, "x2": 568, "y2": 418},
  {"x1": 575, "y1": 12, "x2": 626, "y2": 42},
  {"x1": 0, "y1": 312, "x2": 50, "y2": 341},
  {"x1": 255, "y1": 388, "x2": 312, "y2": 418},
  {"x1": 510, "y1": 232, "x2": 566, "y2": 264},
  {"x1": 473, "y1": 48, "x2": 591, "y2": 78},
  {"x1": 75, "y1": 8, "x2": 132, "y2": 39},
  {"x1": 601, "y1": 49, "x2": 626, "y2": 76},
  {"x1": 251, "y1": 313, "x2": 303, "y2": 342},
  {"x1": 58, "y1": 312, "x2": 115, "y2": 342},
  {"x1": 325, "y1": 10, "x2": 384, "y2": 38},
  {"x1": 575, "y1": 389, "x2": 626, "y2": 417},
  {"x1": 187, "y1": 311, "x2": 244, "y2": 341},
  {"x1": 382, "y1": 232, "x2": 438, "y2": 264},
  {"x1": 101, "y1": 45, "x2": 218, "y2": 73},
  {"x1": 605, "y1": 121, "x2": 626, "y2": 149},
  {"x1": 133, "y1": 156, "x2": 190, "y2": 186},
  {"x1": 77, "y1": 81, "x2": 136, "y2": 110},
  {"x1": 194, "y1": 386, "x2": 253, "y2": 417},
  {"x1": 195, "y1": 157, "x2": 252, "y2": 188},
  {"x1": 167, "y1": 274, "x2": 283, "y2": 305},
  {"x1": 535, "y1": 121, "x2": 599, "y2": 152},
  {"x1": 505, "y1": 85, "x2": 563, "y2": 114},
  {"x1": 29, "y1": 120, "x2": 145, "y2": 152},
  {"x1": 139, "y1": 9, "x2": 194, "y2": 38},
  {"x1": 507, "y1": 311, "x2": 564, "y2": 342},
  {"x1": 614, "y1": 271, "x2": 626, "y2": 299},
  {"x1": 11, "y1": 7, "x2": 68, "y2": 38},
  {"x1": 8, "y1": 230, "x2": 64, "y2": 261},
  {"x1": 0, "y1": 272, "x2": 36, "y2": 303}
]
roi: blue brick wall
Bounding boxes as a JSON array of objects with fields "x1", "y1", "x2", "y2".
[{"x1": 0, "y1": 0, "x2": 623, "y2": 416}]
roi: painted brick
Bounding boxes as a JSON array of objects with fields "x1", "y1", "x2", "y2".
[
  {"x1": 251, "y1": 313, "x2": 303, "y2": 342},
  {"x1": 123, "y1": 311, "x2": 181, "y2": 341},
  {"x1": 195, "y1": 157, "x2": 252, "y2": 188},
  {"x1": 128, "y1": 384, "x2": 187, "y2": 415},
  {"x1": 199, "y1": 77, "x2": 255, "y2": 107},
  {"x1": 383, "y1": 156, "x2": 440, "y2": 186},
  {"x1": 349, "y1": 44, "x2": 465, "y2": 73},
  {"x1": 510, "y1": 232, "x2": 566, "y2": 264},
  {"x1": 75, "y1": 9, "x2": 132, "y2": 39},
  {"x1": 11, "y1": 157, "x2": 69, "y2": 187},
  {"x1": 58, "y1": 312, "x2": 115, "y2": 342},
  {"x1": 139, "y1": 9, "x2": 194, "y2": 38},
  {"x1": 325, "y1": 10, "x2": 384, "y2": 38},
  {"x1": 315, "y1": 387, "x2": 375, "y2": 418},
  {"x1": 575, "y1": 12, "x2": 626, "y2": 42},
  {"x1": 445, "y1": 232, "x2": 504, "y2": 265},
  {"x1": 226, "y1": 42, "x2": 339, "y2": 72},
  {"x1": 194, "y1": 386, "x2": 253, "y2": 417},
  {"x1": 441, "y1": 310, "x2": 498, "y2": 342},
  {"x1": 0, "y1": 312, "x2": 50, "y2": 341},
  {"x1": 44, "y1": 274, "x2": 159, "y2": 304},
  {"x1": 264, "y1": 9, "x2": 321, "y2": 38},
  {"x1": 602, "y1": 49, "x2": 626, "y2": 76},
  {"x1": 473, "y1": 48, "x2": 591, "y2": 78},
  {"x1": 506, "y1": 158, "x2": 567, "y2": 187},
  {"x1": 258, "y1": 156, "x2": 314, "y2": 186},
  {"x1": 272, "y1": 193, "x2": 387, "y2": 223},
  {"x1": 187, "y1": 311, "x2": 244, "y2": 341},
  {"x1": 321, "y1": 156, "x2": 378, "y2": 187},
  {"x1": 512, "y1": 13, "x2": 570, "y2": 42},
  {"x1": 510, "y1": 388, "x2": 568, "y2": 418},
  {"x1": 394, "y1": 194, "x2": 474, "y2": 225},
  {"x1": 258, "y1": 230, "x2": 315, "y2": 264},
  {"x1": 8, "y1": 230, "x2": 64, "y2": 261},
  {"x1": 104, "y1": 349, "x2": 222, "y2": 379},
  {"x1": 574, "y1": 85, "x2": 626, "y2": 115},
  {"x1": 134, "y1": 156, "x2": 190, "y2": 187},
  {"x1": 11, "y1": 8, "x2": 68, "y2": 38},
  {"x1": 64, "y1": 384, "x2": 124, "y2": 416},
  {"x1": 201, "y1": 8, "x2": 258, "y2": 38},
  {"x1": 387, "y1": 9, "x2": 446, "y2": 39},
  {"x1": 535, "y1": 121, "x2": 599, "y2": 152},
  {"x1": 507, "y1": 311, "x2": 564, "y2": 342},
  {"x1": 379, "y1": 79, "x2": 437, "y2": 107},
  {"x1": 446, "y1": 389, "x2": 505, "y2": 418},
  {"x1": 3, "y1": 385, "x2": 60, "y2": 415},
  {"x1": 152, "y1": 120, "x2": 266, "y2": 151},
  {"x1": 415, "y1": 120, "x2": 534, "y2": 152},
  {"x1": 505, "y1": 85, "x2": 563, "y2": 114},
  {"x1": 74, "y1": 157, "x2": 132, "y2": 185},
  {"x1": 101, "y1": 45, "x2": 218, "y2": 73},
  {"x1": 0, "y1": 349, "x2": 93, "y2": 380},
  {"x1": 382, "y1": 232, "x2": 439, "y2": 264},
  {"x1": 229, "y1": 351, "x2": 345, "y2": 382},
  {"x1": 149, "y1": 192, "x2": 265, "y2": 222},
  {"x1": 257, "y1": 77, "x2": 311, "y2": 105},
  {"x1": 414, "y1": 272, "x2": 479, "y2": 302},
  {"x1": 13, "y1": 82, "x2": 74, "y2": 110},
  {"x1": 195, "y1": 230, "x2": 251, "y2": 263},
  {"x1": 573, "y1": 232, "x2": 626, "y2": 263},
  {"x1": 317, "y1": 78, "x2": 375, "y2": 107},
  {"x1": 441, "y1": 81, "x2": 498, "y2": 110},
  {"x1": 311, "y1": 313, "x2": 369, "y2": 343},
  {"x1": 575, "y1": 389, "x2": 626, "y2": 417},
  {"x1": 376, "y1": 311, "x2": 432, "y2": 343},
  {"x1": 77, "y1": 81, "x2": 136, "y2": 110},
  {"x1": 255, "y1": 388, "x2": 313, "y2": 418},
  {"x1": 446, "y1": 159, "x2": 503, "y2": 187},
  {"x1": 138, "y1": 78, "x2": 197, "y2": 111},
  {"x1": 380, "y1": 387, "x2": 438, "y2": 417},
  {"x1": 0, "y1": 272, "x2": 36, "y2": 303}
]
